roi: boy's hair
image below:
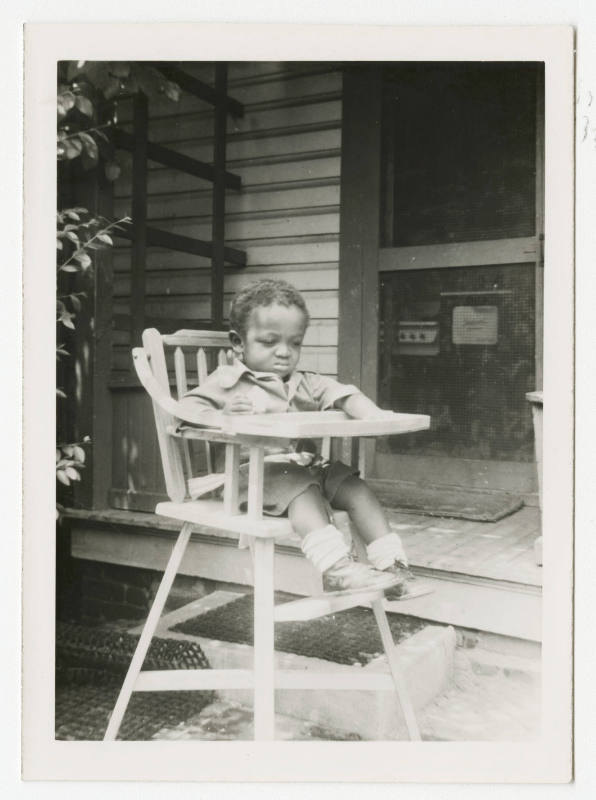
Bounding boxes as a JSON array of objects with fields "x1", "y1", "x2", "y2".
[{"x1": 229, "y1": 279, "x2": 310, "y2": 336}]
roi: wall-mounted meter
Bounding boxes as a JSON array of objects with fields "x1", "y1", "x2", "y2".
[{"x1": 397, "y1": 321, "x2": 439, "y2": 356}]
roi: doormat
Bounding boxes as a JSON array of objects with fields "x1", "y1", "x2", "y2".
[
  {"x1": 172, "y1": 592, "x2": 427, "y2": 666},
  {"x1": 55, "y1": 622, "x2": 214, "y2": 740},
  {"x1": 371, "y1": 482, "x2": 524, "y2": 522}
]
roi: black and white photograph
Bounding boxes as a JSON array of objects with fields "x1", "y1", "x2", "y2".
[{"x1": 21, "y1": 21, "x2": 575, "y2": 784}]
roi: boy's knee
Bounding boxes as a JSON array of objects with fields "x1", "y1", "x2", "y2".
[{"x1": 336, "y1": 475, "x2": 372, "y2": 506}]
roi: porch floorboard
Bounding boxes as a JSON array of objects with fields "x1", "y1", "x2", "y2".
[{"x1": 388, "y1": 506, "x2": 541, "y2": 587}]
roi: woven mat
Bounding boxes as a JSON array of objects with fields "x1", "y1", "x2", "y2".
[
  {"x1": 172, "y1": 592, "x2": 426, "y2": 666},
  {"x1": 373, "y1": 483, "x2": 524, "y2": 522},
  {"x1": 55, "y1": 685, "x2": 213, "y2": 741},
  {"x1": 55, "y1": 622, "x2": 214, "y2": 741}
]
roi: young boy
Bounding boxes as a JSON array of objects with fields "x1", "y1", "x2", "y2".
[{"x1": 183, "y1": 279, "x2": 423, "y2": 598}]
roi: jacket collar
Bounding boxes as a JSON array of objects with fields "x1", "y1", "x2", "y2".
[{"x1": 219, "y1": 358, "x2": 303, "y2": 398}]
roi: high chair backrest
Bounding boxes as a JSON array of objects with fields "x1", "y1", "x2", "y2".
[{"x1": 140, "y1": 328, "x2": 233, "y2": 503}]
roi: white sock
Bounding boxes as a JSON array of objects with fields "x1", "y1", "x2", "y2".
[
  {"x1": 300, "y1": 524, "x2": 350, "y2": 573},
  {"x1": 366, "y1": 533, "x2": 408, "y2": 570}
]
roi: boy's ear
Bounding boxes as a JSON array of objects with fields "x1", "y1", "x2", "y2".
[{"x1": 228, "y1": 330, "x2": 244, "y2": 355}]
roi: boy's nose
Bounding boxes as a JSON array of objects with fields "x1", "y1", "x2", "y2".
[{"x1": 275, "y1": 342, "x2": 290, "y2": 356}]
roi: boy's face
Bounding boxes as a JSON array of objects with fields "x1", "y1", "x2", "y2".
[{"x1": 231, "y1": 303, "x2": 308, "y2": 378}]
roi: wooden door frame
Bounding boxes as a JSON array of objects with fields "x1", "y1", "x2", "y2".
[
  {"x1": 338, "y1": 64, "x2": 383, "y2": 398},
  {"x1": 338, "y1": 63, "x2": 544, "y2": 489}
]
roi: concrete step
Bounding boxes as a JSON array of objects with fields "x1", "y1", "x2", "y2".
[{"x1": 129, "y1": 590, "x2": 457, "y2": 741}]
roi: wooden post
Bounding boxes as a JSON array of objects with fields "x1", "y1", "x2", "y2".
[
  {"x1": 59, "y1": 153, "x2": 114, "y2": 510},
  {"x1": 371, "y1": 597, "x2": 421, "y2": 741},
  {"x1": 131, "y1": 92, "x2": 148, "y2": 346},
  {"x1": 104, "y1": 522, "x2": 194, "y2": 740},
  {"x1": 211, "y1": 64, "x2": 227, "y2": 329},
  {"x1": 247, "y1": 446, "x2": 275, "y2": 740},
  {"x1": 338, "y1": 65, "x2": 383, "y2": 476}
]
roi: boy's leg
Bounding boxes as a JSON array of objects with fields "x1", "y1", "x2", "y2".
[
  {"x1": 287, "y1": 485, "x2": 399, "y2": 594},
  {"x1": 331, "y1": 476, "x2": 432, "y2": 599},
  {"x1": 331, "y1": 476, "x2": 402, "y2": 550},
  {"x1": 287, "y1": 484, "x2": 333, "y2": 537}
]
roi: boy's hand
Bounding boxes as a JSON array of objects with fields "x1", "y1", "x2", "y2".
[{"x1": 223, "y1": 393, "x2": 255, "y2": 415}]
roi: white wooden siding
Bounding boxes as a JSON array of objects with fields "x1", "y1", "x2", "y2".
[{"x1": 111, "y1": 63, "x2": 342, "y2": 379}]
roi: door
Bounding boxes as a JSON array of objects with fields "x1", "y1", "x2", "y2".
[{"x1": 339, "y1": 63, "x2": 544, "y2": 495}]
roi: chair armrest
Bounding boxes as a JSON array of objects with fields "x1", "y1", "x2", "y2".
[{"x1": 132, "y1": 347, "x2": 225, "y2": 429}]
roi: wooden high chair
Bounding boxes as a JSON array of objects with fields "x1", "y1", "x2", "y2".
[{"x1": 103, "y1": 328, "x2": 431, "y2": 741}]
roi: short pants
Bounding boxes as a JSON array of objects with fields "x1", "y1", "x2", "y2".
[{"x1": 235, "y1": 459, "x2": 358, "y2": 516}]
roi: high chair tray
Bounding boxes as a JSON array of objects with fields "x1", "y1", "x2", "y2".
[{"x1": 221, "y1": 410, "x2": 430, "y2": 440}]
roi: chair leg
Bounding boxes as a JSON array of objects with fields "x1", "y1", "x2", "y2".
[
  {"x1": 371, "y1": 597, "x2": 421, "y2": 741},
  {"x1": 252, "y1": 537, "x2": 276, "y2": 740},
  {"x1": 103, "y1": 522, "x2": 194, "y2": 741}
]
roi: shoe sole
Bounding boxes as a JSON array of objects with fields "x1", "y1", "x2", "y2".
[
  {"x1": 321, "y1": 574, "x2": 401, "y2": 598},
  {"x1": 385, "y1": 584, "x2": 434, "y2": 601}
]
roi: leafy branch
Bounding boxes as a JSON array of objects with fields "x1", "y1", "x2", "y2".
[
  {"x1": 56, "y1": 60, "x2": 181, "y2": 509},
  {"x1": 56, "y1": 210, "x2": 131, "y2": 334}
]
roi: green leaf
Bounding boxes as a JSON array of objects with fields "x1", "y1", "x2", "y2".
[
  {"x1": 65, "y1": 210, "x2": 80, "y2": 221},
  {"x1": 56, "y1": 469, "x2": 70, "y2": 486},
  {"x1": 83, "y1": 435, "x2": 91, "y2": 443},
  {"x1": 57, "y1": 91, "x2": 76, "y2": 117},
  {"x1": 65, "y1": 467, "x2": 81, "y2": 481},
  {"x1": 73, "y1": 251, "x2": 92, "y2": 268},
  {"x1": 60, "y1": 265, "x2": 78, "y2": 273},
  {"x1": 73, "y1": 445, "x2": 86, "y2": 463},
  {"x1": 59, "y1": 313, "x2": 75, "y2": 329},
  {"x1": 164, "y1": 81, "x2": 181, "y2": 102},
  {"x1": 97, "y1": 232, "x2": 113, "y2": 245},
  {"x1": 70, "y1": 295, "x2": 82, "y2": 311},
  {"x1": 75, "y1": 95, "x2": 94, "y2": 117},
  {"x1": 64, "y1": 137, "x2": 84, "y2": 159},
  {"x1": 56, "y1": 239, "x2": 63, "y2": 250},
  {"x1": 62, "y1": 445, "x2": 74, "y2": 457},
  {"x1": 78, "y1": 132, "x2": 98, "y2": 161},
  {"x1": 56, "y1": 389, "x2": 67, "y2": 399}
]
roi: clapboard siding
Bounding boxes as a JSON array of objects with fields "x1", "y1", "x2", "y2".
[
  {"x1": 108, "y1": 64, "x2": 343, "y2": 510},
  {"x1": 113, "y1": 265, "x2": 339, "y2": 296},
  {"x1": 113, "y1": 291, "x2": 339, "y2": 329},
  {"x1": 114, "y1": 183, "x2": 340, "y2": 221},
  {"x1": 116, "y1": 69, "x2": 342, "y2": 122}
]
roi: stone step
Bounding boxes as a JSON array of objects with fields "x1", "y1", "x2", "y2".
[{"x1": 129, "y1": 590, "x2": 457, "y2": 741}]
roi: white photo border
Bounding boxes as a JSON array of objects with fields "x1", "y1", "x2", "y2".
[{"x1": 22, "y1": 22, "x2": 574, "y2": 783}]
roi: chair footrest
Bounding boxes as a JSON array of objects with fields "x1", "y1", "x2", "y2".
[
  {"x1": 273, "y1": 591, "x2": 380, "y2": 622},
  {"x1": 134, "y1": 668, "x2": 396, "y2": 692}
]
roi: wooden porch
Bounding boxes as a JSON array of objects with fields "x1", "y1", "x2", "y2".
[{"x1": 66, "y1": 500, "x2": 541, "y2": 645}]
